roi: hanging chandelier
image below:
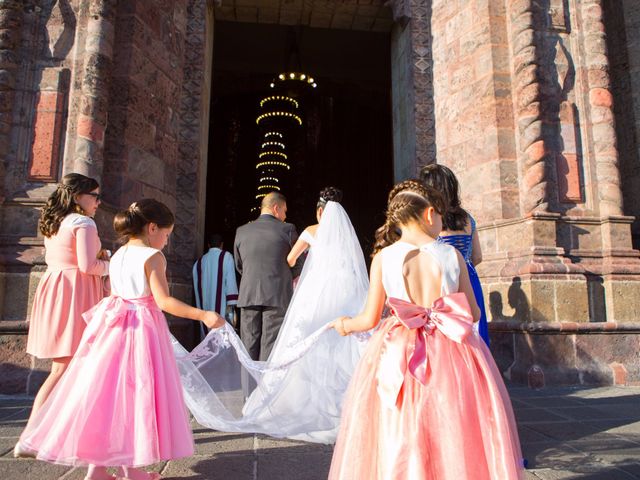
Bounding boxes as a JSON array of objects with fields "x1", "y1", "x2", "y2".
[{"x1": 250, "y1": 28, "x2": 318, "y2": 214}]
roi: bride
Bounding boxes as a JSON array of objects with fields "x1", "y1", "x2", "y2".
[{"x1": 173, "y1": 187, "x2": 369, "y2": 444}]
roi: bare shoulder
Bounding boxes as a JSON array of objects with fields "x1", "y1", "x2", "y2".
[
  {"x1": 306, "y1": 224, "x2": 319, "y2": 235},
  {"x1": 145, "y1": 251, "x2": 166, "y2": 270}
]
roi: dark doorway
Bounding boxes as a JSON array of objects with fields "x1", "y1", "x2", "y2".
[{"x1": 205, "y1": 21, "x2": 393, "y2": 258}]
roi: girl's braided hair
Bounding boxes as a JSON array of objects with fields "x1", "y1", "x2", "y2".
[{"x1": 372, "y1": 179, "x2": 445, "y2": 257}]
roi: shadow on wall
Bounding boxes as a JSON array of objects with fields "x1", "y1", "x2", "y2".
[
  {"x1": 488, "y1": 278, "x2": 638, "y2": 388},
  {"x1": 488, "y1": 276, "x2": 532, "y2": 323}
]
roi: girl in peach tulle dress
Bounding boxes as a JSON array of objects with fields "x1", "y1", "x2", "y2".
[
  {"x1": 17, "y1": 199, "x2": 225, "y2": 480},
  {"x1": 15, "y1": 173, "x2": 109, "y2": 458},
  {"x1": 330, "y1": 180, "x2": 523, "y2": 480}
]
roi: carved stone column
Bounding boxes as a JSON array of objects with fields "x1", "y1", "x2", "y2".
[
  {"x1": 389, "y1": 0, "x2": 436, "y2": 180},
  {"x1": 507, "y1": 0, "x2": 550, "y2": 213},
  {"x1": 0, "y1": 0, "x2": 23, "y2": 203},
  {"x1": 66, "y1": 0, "x2": 117, "y2": 180}
]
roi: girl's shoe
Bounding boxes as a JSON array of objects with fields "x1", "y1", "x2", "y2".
[
  {"x1": 114, "y1": 468, "x2": 161, "y2": 480},
  {"x1": 12, "y1": 441, "x2": 36, "y2": 458}
]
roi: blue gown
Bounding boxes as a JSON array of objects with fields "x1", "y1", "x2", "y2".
[{"x1": 438, "y1": 216, "x2": 490, "y2": 347}]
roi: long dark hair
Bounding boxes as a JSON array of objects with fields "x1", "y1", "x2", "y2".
[
  {"x1": 372, "y1": 179, "x2": 445, "y2": 257},
  {"x1": 39, "y1": 173, "x2": 99, "y2": 238},
  {"x1": 113, "y1": 198, "x2": 175, "y2": 243},
  {"x1": 419, "y1": 164, "x2": 468, "y2": 231}
]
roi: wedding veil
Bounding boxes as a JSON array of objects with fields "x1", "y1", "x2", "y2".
[{"x1": 173, "y1": 201, "x2": 370, "y2": 443}]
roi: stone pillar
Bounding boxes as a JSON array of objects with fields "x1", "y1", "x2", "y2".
[
  {"x1": 65, "y1": 0, "x2": 117, "y2": 180},
  {"x1": 610, "y1": 0, "x2": 640, "y2": 249},
  {"x1": 174, "y1": 0, "x2": 213, "y2": 284},
  {"x1": 0, "y1": 0, "x2": 22, "y2": 204},
  {"x1": 389, "y1": 0, "x2": 436, "y2": 181},
  {"x1": 572, "y1": 0, "x2": 640, "y2": 324},
  {"x1": 486, "y1": 0, "x2": 640, "y2": 386}
]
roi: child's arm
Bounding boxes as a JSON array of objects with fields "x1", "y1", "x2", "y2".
[
  {"x1": 456, "y1": 250, "x2": 481, "y2": 322},
  {"x1": 75, "y1": 225, "x2": 109, "y2": 276},
  {"x1": 146, "y1": 252, "x2": 225, "y2": 329},
  {"x1": 332, "y1": 253, "x2": 385, "y2": 335},
  {"x1": 287, "y1": 234, "x2": 310, "y2": 267}
]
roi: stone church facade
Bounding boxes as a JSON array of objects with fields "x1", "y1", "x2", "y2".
[{"x1": 0, "y1": 0, "x2": 639, "y2": 393}]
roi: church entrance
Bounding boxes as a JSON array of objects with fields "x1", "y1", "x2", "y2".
[{"x1": 204, "y1": 18, "x2": 394, "y2": 256}]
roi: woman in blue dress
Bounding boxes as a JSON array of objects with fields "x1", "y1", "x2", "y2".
[{"x1": 420, "y1": 164, "x2": 490, "y2": 346}]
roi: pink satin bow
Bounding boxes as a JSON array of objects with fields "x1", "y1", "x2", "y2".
[{"x1": 376, "y1": 293, "x2": 474, "y2": 408}]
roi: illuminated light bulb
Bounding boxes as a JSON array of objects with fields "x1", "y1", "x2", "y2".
[
  {"x1": 279, "y1": 74, "x2": 285, "y2": 80},
  {"x1": 312, "y1": 83, "x2": 317, "y2": 88},
  {"x1": 270, "y1": 83, "x2": 275, "y2": 88},
  {"x1": 289, "y1": 73, "x2": 295, "y2": 79},
  {"x1": 301, "y1": 74, "x2": 306, "y2": 80},
  {"x1": 309, "y1": 77, "x2": 314, "y2": 83}
]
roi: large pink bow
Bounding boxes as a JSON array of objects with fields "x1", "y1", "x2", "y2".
[{"x1": 376, "y1": 293, "x2": 474, "y2": 408}]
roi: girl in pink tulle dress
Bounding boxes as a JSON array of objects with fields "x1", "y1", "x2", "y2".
[
  {"x1": 330, "y1": 180, "x2": 523, "y2": 480},
  {"x1": 18, "y1": 199, "x2": 225, "y2": 480}
]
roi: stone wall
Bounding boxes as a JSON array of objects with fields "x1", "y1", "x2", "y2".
[
  {"x1": 613, "y1": 0, "x2": 640, "y2": 249},
  {"x1": 0, "y1": 0, "x2": 212, "y2": 394},
  {"x1": 430, "y1": 0, "x2": 519, "y2": 222}
]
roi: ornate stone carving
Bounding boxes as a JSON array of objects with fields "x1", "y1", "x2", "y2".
[
  {"x1": 0, "y1": 0, "x2": 23, "y2": 203},
  {"x1": 72, "y1": 0, "x2": 116, "y2": 180},
  {"x1": 410, "y1": 0, "x2": 436, "y2": 170},
  {"x1": 506, "y1": 0, "x2": 550, "y2": 213},
  {"x1": 174, "y1": 0, "x2": 208, "y2": 280}
]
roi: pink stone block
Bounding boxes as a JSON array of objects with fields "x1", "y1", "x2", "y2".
[
  {"x1": 76, "y1": 114, "x2": 105, "y2": 144},
  {"x1": 28, "y1": 92, "x2": 66, "y2": 181},
  {"x1": 557, "y1": 153, "x2": 583, "y2": 203}
]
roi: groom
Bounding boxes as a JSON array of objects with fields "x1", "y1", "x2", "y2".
[{"x1": 234, "y1": 192, "x2": 300, "y2": 361}]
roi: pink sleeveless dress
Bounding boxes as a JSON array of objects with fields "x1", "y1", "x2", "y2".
[
  {"x1": 329, "y1": 241, "x2": 524, "y2": 480},
  {"x1": 27, "y1": 213, "x2": 108, "y2": 359},
  {"x1": 19, "y1": 245, "x2": 194, "y2": 467}
]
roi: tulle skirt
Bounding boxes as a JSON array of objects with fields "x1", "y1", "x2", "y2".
[
  {"x1": 20, "y1": 296, "x2": 194, "y2": 467},
  {"x1": 329, "y1": 315, "x2": 524, "y2": 480}
]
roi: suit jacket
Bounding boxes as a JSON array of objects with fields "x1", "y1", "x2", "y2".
[{"x1": 234, "y1": 214, "x2": 299, "y2": 308}]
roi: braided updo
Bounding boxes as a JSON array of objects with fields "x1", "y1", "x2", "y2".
[
  {"x1": 372, "y1": 179, "x2": 445, "y2": 257},
  {"x1": 317, "y1": 186, "x2": 343, "y2": 209},
  {"x1": 113, "y1": 198, "x2": 175, "y2": 243}
]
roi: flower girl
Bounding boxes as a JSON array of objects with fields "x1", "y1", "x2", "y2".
[
  {"x1": 329, "y1": 180, "x2": 523, "y2": 480},
  {"x1": 17, "y1": 199, "x2": 224, "y2": 480}
]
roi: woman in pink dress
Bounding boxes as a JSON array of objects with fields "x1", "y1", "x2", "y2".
[
  {"x1": 18, "y1": 199, "x2": 225, "y2": 480},
  {"x1": 329, "y1": 180, "x2": 523, "y2": 480},
  {"x1": 15, "y1": 173, "x2": 109, "y2": 456}
]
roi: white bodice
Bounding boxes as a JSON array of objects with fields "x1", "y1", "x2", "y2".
[
  {"x1": 109, "y1": 245, "x2": 162, "y2": 299},
  {"x1": 380, "y1": 241, "x2": 460, "y2": 302},
  {"x1": 300, "y1": 229, "x2": 315, "y2": 247}
]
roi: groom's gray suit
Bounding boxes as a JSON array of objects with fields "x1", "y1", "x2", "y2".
[{"x1": 234, "y1": 214, "x2": 299, "y2": 361}]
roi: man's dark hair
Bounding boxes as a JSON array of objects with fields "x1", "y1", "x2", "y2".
[{"x1": 207, "y1": 233, "x2": 223, "y2": 248}]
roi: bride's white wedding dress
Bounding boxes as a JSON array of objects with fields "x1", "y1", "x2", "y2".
[{"x1": 172, "y1": 201, "x2": 369, "y2": 443}]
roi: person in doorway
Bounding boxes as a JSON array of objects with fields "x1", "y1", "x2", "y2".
[
  {"x1": 193, "y1": 233, "x2": 238, "y2": 336},
  {"x1": 233, "y1": 192, "x2": 300, "y2": 361}
]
